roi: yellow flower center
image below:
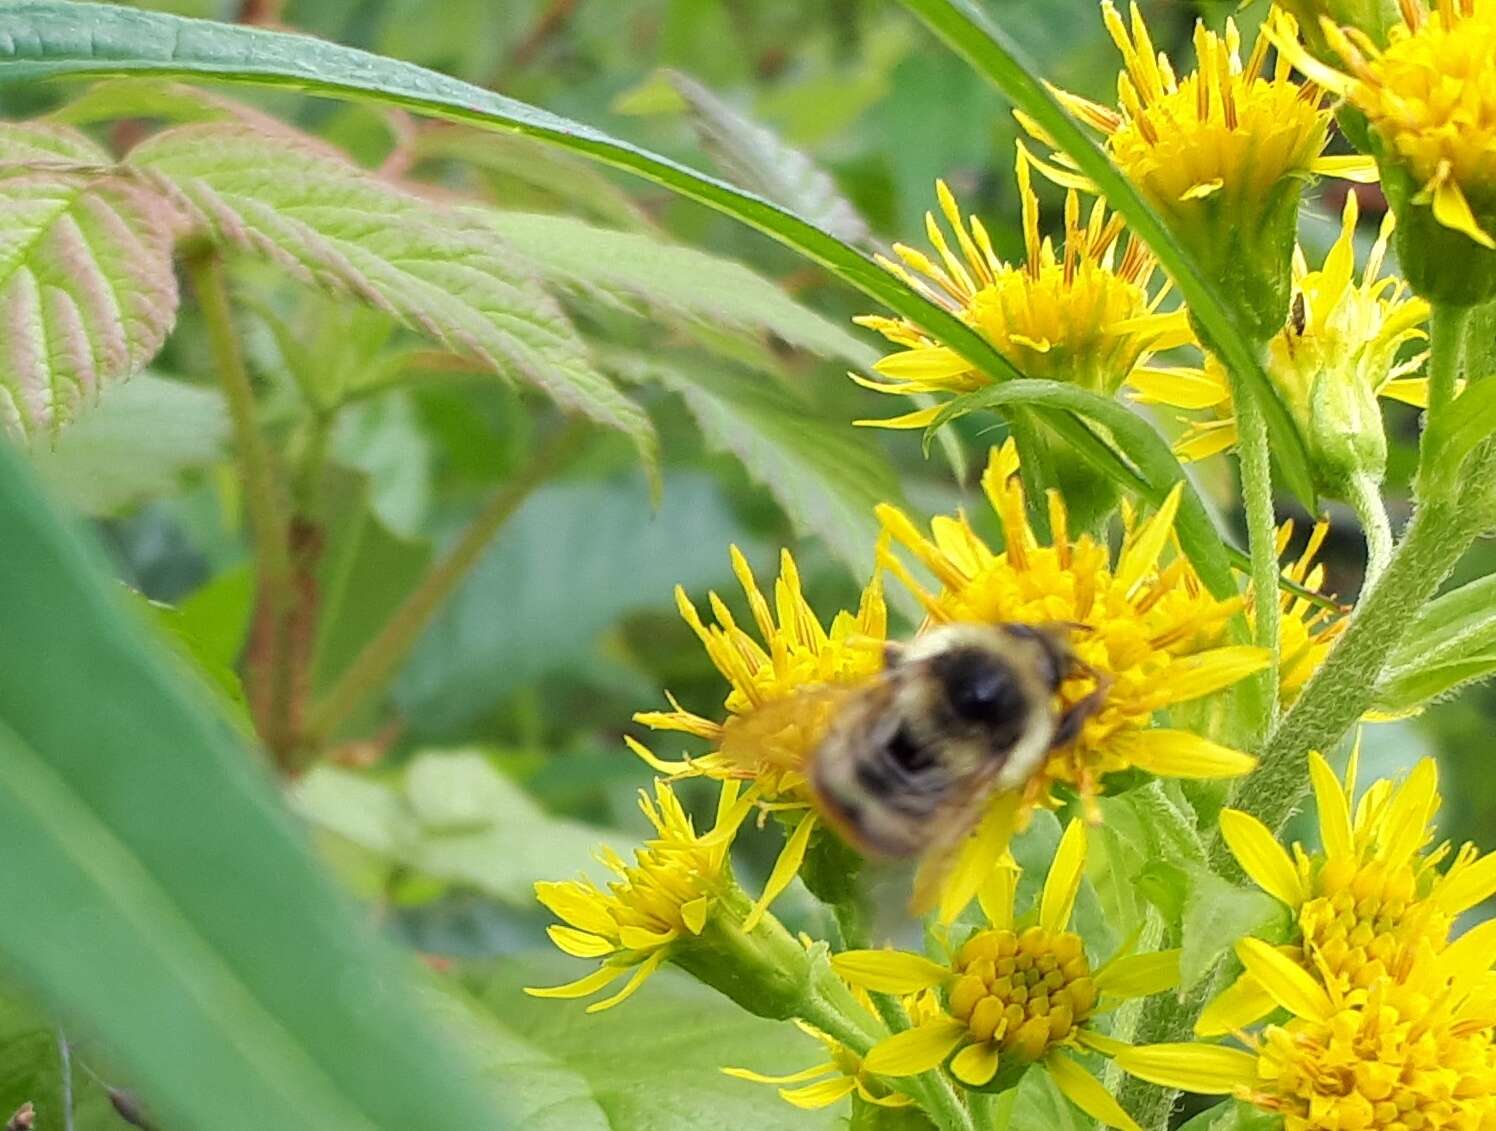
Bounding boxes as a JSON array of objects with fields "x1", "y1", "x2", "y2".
[
  {"x1": 946, "y1": 927, "x2": 1099, "y2": 1064},
  {"x1": 1254, "y1": 983, "x2": 1496, "y2": 1130},
  {"x1": 1300, "y1": 854, "x2": 1451, "y2": 992},
  {"x1": 1355, "y1": 3, "x2": 1496, "y2": 204}
]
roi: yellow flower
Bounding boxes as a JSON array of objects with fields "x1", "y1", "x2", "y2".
[
  {"x1": 1274, "y1": 520, "x2": 1348, "y2": 703},
  {"x1": 1277, "y1": 0, "x2": 1403, "y2": 60},
  {"x1": 832, "y1": 821, "x2": 1179, "y2": 1131},
  {"x1": 1198, "y1": 752, "x2": 1496, "y2": 1036},
  {"x1": 1116, "y1": 936, "x2": 1496, "y2": 1130},
  {"x1": 630, "y1": 547, "x2": 887, "y2": 927},
  {"x1": 723, "y1": 1017, "x2": 915, "y2": 1111},
  {"x1": 1132, "y1": 192, "x2": 1428, "y2": 485},
  {"x1": 1024, "y1": 3, "x2": 1376, "y2": 339},
  {"x1": 1275, "y1": 0, "x2": 1496, "y2": 301},
  {"x1": 527, "y1": 779, "x2": 750, "y2": 1012},
  {"x1": 852, "y1": 153, "x2": 1188, "y2": 427},
  {"x1": 877, "y1": 439, "x2": 1264, "y2": 919}
]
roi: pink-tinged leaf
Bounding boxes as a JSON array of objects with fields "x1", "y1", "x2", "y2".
[
  {"x1": 129, "y1": 122, "x2": 655, "y2": 473},
  {"x1": 0, "y1": 124, "x2": 181, "y2": 439}
]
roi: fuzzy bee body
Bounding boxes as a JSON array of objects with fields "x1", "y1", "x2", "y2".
[{"x1": 808, "y1": 623, "x2": 1093, "y2": 859}]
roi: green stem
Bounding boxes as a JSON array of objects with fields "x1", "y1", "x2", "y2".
[
  {"x1": 1229, "y1": 370, "x2": 1281, "y2": 732},
  {"x1": 187, "y1": 253, "x2": 296, "y2": 758},
  {"x1": 303, "y1": 418, "x2": 589, "y2": 747},
  {"x1": 1428, "y1": 305, "x2": 1470, "y2": 420},
  {"x1": 1347, "y1": 472, "x2": 1394, "y2": 590}
]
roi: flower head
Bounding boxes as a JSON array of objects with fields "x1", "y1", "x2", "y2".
[
  {"x1": 833, "y1": 821, "x2": 1179, "y2": 1130},
  {"x1": 1277, "y1": 0, "x2": 1496, "y2": 302},
  {"x1": 527, "y1": 780, "x2": 750, "y2": 1012},
  {"x1": 854, "y1": 155, "x2": 1187, "y2": 427},
  {"x1": 1118, "y1": 935, "x2": 1496, "y2": 1130},
  {"x1": 1200, "y1": 751, "x2": 1496, "y2": 1036},
  {"x1": 723, "y1": 1015, "x2": 915, "y2": 1111},
  {"x1": 630, "y1": 547, "x2": 887, "y2": 925},
  {"x1": 876, "y1": 440, "x2": 1264, "y2": 917},
  {"x1": 1026, "y1": 3, "x2": 1376, "y2": 339},
  {"x1": 1131, "y1": 193, "x2": 1428, "y2": 490}
]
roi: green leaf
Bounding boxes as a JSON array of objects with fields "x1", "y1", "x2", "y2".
[
  {"x1": 1418, "y1": 378, "x2": 1496, "y2": 500},
  {"x1": 891, "y1": 0, "x2": 1319, "y2": 508},
  {"x1": 1375, "y1": 655, "x2": 1496, "y2": 715},
  {"x1": 0, "y1": 121, "x2": 181, "y2": 440},
  {"x1": 470, "y1": 209, "x2": 878, "y2": 366},
  {"x1": 0, "y1": 439, "x2": 510, "y2": 1130},
  {"x1": 1178, "y1": 865, "x2": 1283, "y2": 992},
  {"x1": 295, "y1": 749, "x2": 625, "y2": 905},
  {"x1": 127, "y1": 120, "x2": 656, "y2": 469},
  {"x1": 25, "y1": 373, "x2": 227, "y2": 514},
  {"x1": 610, "y1": 351, "x2": 897, "y2": 577},
  {"x1": 1176, "y1": 1099, "x2": 1280, "y2": 1131},
  {"x1": 459, "y1": 953, "x2": 838, "y2": 1131},
  {"x1": 0, "y1": 3, "x2": 1032, "y2": 417},
  {"x1": 661, "y1": 70, "x2": 871, "y2": 246},
  {"x1": 1375, "y1": 573, "x2": 1496, "y2": 711},
  {"x1": 928, "y1": 379, "x2": 1236, "y2": 599},
  {"x1": 990, "y1": 1064, "x2": 1091, "y2": 1131},
  {"x1": 394, "y1": 473, "x2": 760, "y2": 738}
]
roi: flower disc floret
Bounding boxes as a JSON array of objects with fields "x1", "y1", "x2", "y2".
[{"x1": 853, "y1": 155, "x2": 1187, "y2": 428}]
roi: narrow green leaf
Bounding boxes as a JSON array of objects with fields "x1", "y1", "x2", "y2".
[
  {"x1": 928, "y1": 379, "x2": 1236, "y2": 598},
  {"x1": 0, "y1": 438, "x2": 509, "y2": 1130},
  {"x1": 1375, "y1": 655, "x2": 1496, "y2": 715},
  {"x1": 1418, "y1": 378, "x2": 1496, "y2": 500},
  {"x1": 470, "y1": 210, "x2": 877, "y2": 366},
  {"x1": 0, "y1": 121, "x2": 181, "y2": 439},
  {"x1": 609, "y1": 350, "x2": 898, "y2": 577},
  {"x1": 662, "y1": 70, "x2": 872, "y2": 246},
  {"x1": 891, "y1": 0, "x2": 1318, "y2": 507},
  {"x1": 0, "y1": 2, "x2": 1031, "y2": 414},
  {"x1": 1376, "y1": 573, "x2": 1496, "y2": 710}
]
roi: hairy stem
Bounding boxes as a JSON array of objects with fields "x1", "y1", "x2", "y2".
[
  {"x1": 1347, "y1": 472, "x2": 1394, "y2": 590},
  {"x1": 304, "y1": 418, "x2": 589, "y2": 747},
  {"x1": 1428, "y1": 305, "x2": 1470, "y2": 418},
  {"x1": 1229, "y1": 371, "x2": 1281, "y2": 732},
  {"x1": 188, "y1": 253, "x2": 297, "y2": 760}
]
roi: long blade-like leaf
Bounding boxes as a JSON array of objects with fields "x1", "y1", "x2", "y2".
[
  {"x1": 0, "y1": 2, "x2": 1027, "y2": 397},
  {"x1": 893, "y1": 0, "x2": 1317, "y2": 507},
  {"x1": 0, "y1": 438, "x2": 509, "y2": 1130}
]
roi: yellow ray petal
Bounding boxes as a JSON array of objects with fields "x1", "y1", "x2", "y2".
[
  {"x1": 1433, "y1": 852, "x2": 1496, "y2": 916},
  {"x1": 1112, "y1": 1042, "x2": 1257, "y2": 1094},
  {"x1": 1310, "y1": 154, "x2": 1379, "y2": 183},
  {"x1": 778, "y1": 1076, "x2": 858, "y2": 1109},
  {"x1": 1128, "y1": 366, "x2": 1230, "y2": 410},
  {"x1": 861, "y1": 1018, "x2": 968, "y2": 1077},
  {"x1": 831, "y1": 950, "x2": 951, "y2": 994},
  {"x1": 1115, "y1": 485, "x2": 1182, "y2": 594},
  {"x1": 744, "y1": 810, "x2": 817, "y2": 931},
  {"x1": 586, "y1": 950, "x2": 668, "y2": 1012},
  {"x1": 1235, "y1": 937, "x2": 1332, "y2": 1023},
  {"x1": 524, "y1": 961, "x2": 627, "y2": 1001},
  {"x1": 873, "y1": 346, "x2": 973, "y2": 381},
  {"x1": 534, "y1": 880, "x2": 619, "y2": 936},
  {"x1": 1445, "y1": 919, "x2": 1496, "y2": 992},
  {"x1": 1380, "y1": 377, "x2": 1430, "y2": 407},
  {"x1": 1041, "y1": 818, "x2": 1088, "y2": 934},
  {"x1": 1151, "y1": 648, "x2": 1272, "y2": 705},
  {"x1": 1219, "y1": 809, "x2": 1305, "y2": 907},
  {"x1": 1047, "y1": 1051, "x2": 1143, "y2": 1131},
  {"x1": 1095, "y1": 949, "x2": 1182, "y2": 998},
  {"x1": 1175, "y1": 423, "x2": 1240, "y2": 462},
  {"x1": 1430, "y1": 170, "x2": 1496, "y2": 250},
  {"x1": 1110, "y1": 729, "x2": 1257, "y2": 779},
  {"x1": 977, "y1": 856, "x2": 1019, "y2": 931},
  {"x1": 854, "y1": 405, "x2": 945, "y2": 430},
  {"x1": 546, "y1": 926, "x2": 617, "y2": 960},
  {"x1": 1308, "y1": 750, "x2": 1353, "y2": 859},
  {"x1": 950, "y1": 1041, "x2": 1001, "y2": 1087},
  {"x1": 1377, "y1": 757, "x2": 1438, "y2": 864},
  {"x1": 1195, "y1": 969, "x2": 1278, "y2": 1036},
  {"x1": 721, "y1": 1062, "x2": 836, "y2": 1086}
]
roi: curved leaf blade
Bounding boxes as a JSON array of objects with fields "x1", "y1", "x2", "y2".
[
  {"x1": 0, "y1": 2, "x2": 1028, "y2": 401},
  {"x1": 892, "y1": 0, "x2": 1317, "y2": 507},
  {"x1": 0, "y1": 438, "x2": 510, "y2": 1130}
]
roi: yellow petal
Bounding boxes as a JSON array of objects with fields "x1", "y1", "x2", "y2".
[
  {"x1": 853, "y1": 405, "x2": 945, "y2": 430},
  {"x1": 1129, "y1": 366, "x2": 1229, "y2": 410},
  {"x1": 1116, "y1": 485, "x2": 1182, "y2": 595},
  {"x1": 547, "y1": 926, "x2": 617, "y2": 959},
  {"x1": 1311, "y1": 154, "x2": 1379, "y2": 183},
  {"x1": 1235, "y1": 937, "x2": 1332, "y2": 1023},
  {"x1": 1195, "y1": 970, "x2": 1278, "y2": 1037},
  {"x1": 744, "y1": 811, "x2": 817, "y2": 931},
  {"x1": 873, "y1": 346, "x2": 972, "y2": 381},
  {"x1": 585, "y1": 950, "x2": 667, "y2": 1013},
  {"x1": 1111, "y1": 729, "x2": 1257, "y2": 780},
  {"x1": 1308, "y1": 751, "x2": 1353, "y2": 860},
  {"x1": 862, "y1": 1018, "x2": 968, "y2": 1077},
  {"x1": 1047, "y1": 1052, "x2": 1143, "y2": 1131},
  {"x1": 1178, "y1": 179, "x2": 1224, "y2": 201},
  {"x1": 1175, "y1": 423, "x2": 1240, "y2": 462},
  {"x1": 722, "y1": 1063, "x2": 836, "y2": 1086},
  {"x1": 1445, "y1": 919, "x2": 1496, "y2": 992},
  {"x1": 1152, "y1": 648, "x2": 1271, "y2": 705},
  {"x1": 1095, "y1": 949, "x2": 1181, "y2": 998},
  {"x1": 950, "y1": 1041, "x2": 1001, "y2": 1087},
  {"x1": 1433, "y1": 852, "x2": 1496, "y2": 916},
  {"x1": 933, "y1": 791, "x2": 1020, "y2": 924},
  {"x1": 681, "y1": 896, "x2": 710, "y2": 935},
  {"x1": 535, "y1": 880, "x2": 618, "y2": 936},
  {"x1": 1377, "y1": 758, "x2": 1438, "y2": 864},
  {"x1": 524, "y1": 962, "x2": 627, "y2": 1000},
  {"x1": 1040, "y1": 818, "x2": 1088, "y2": 933},
  {"x1": 1381, "y1": 377, "x2": 1431, "y2": 408},
  {"x1": 1219, "y1": 809, "x2": 1305, "y2": 907},
  {"x1": 618, "y1": 925, "x2": 678, "y2": 950},
  {"x1": 977, "y1": 856, "x2": 1019, "y2": 931},
  {"x1": 831, "y1": 950, "x2": 950, "y2": 994},
  {"x1": 1112, "y1": 1042, "x2": 1257, "y2": 1095},
  {"x1": 1431, "y1": 171, "x2": 1496, "y2": 250},
  {"x1": 778, "y1": 1077, "x2": 858, "y2": 1109}
]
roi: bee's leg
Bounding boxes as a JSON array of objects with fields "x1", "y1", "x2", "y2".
[{"x1": 1051, "y1": 663, "x2": 1112, "y2": 749}]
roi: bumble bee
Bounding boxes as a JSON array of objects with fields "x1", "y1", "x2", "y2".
[{"x1": 718, "y1": 622, "x2": 1106, "y2": 877}]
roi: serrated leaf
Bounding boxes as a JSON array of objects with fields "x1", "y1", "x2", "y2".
[
  {"x1": 0, "y1": 122, "x2": 180, "y2": 439},
  {"x1": 126, "y1": 121, "x2": 656, "y2": 469},
  {"x1": 26, "y1": 372, "x2": 227, "y2": 513},
  {"x1": 662, "y1": 70, "x2": 871, "y2": 247},
  {"x1": 609, "y1": 351, "x2": 897, "y2": 575},
  {"x1": 471, "y1": 209, "x2": 877, "y2": 366}
]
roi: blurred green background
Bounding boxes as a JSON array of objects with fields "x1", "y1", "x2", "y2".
[{"x1": 13, "y1": 0, "x2": 1489, "y2": 988}]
